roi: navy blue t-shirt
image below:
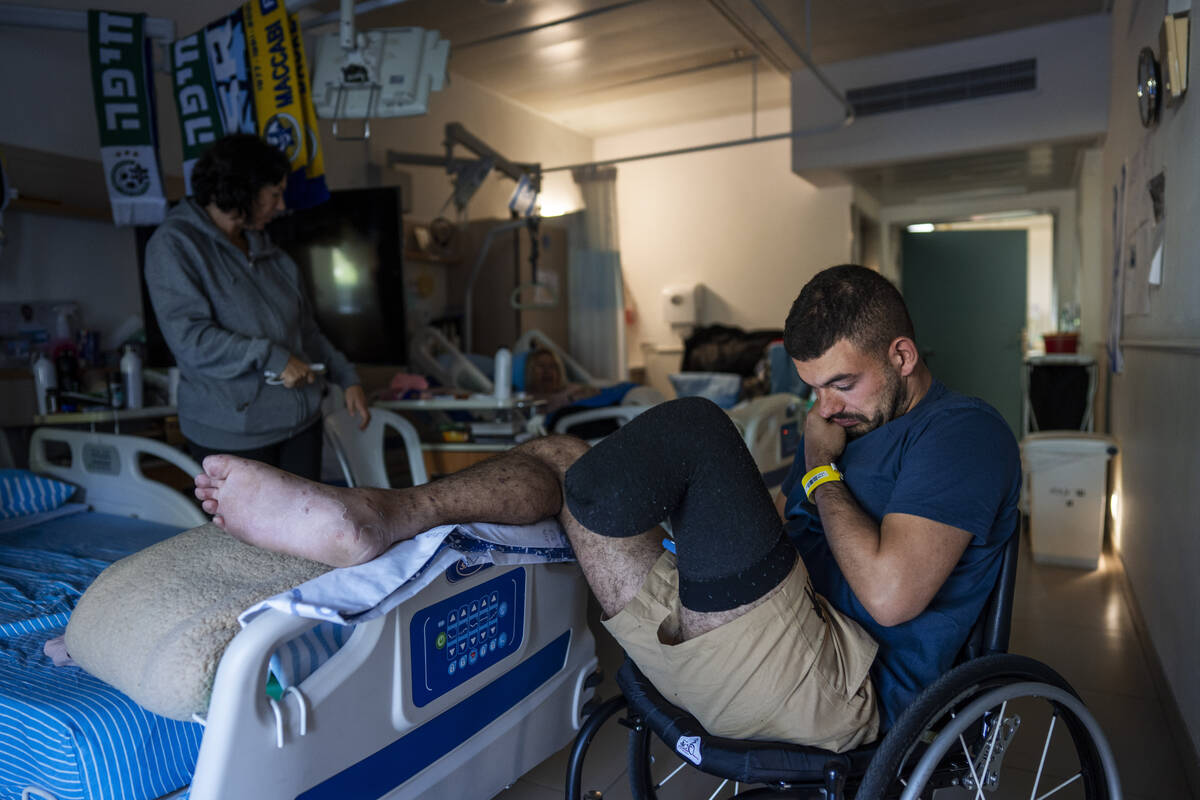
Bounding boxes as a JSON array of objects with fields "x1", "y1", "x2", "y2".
[{"x1": 780, "y1": 380, "x2": 1020, "y2": 728}]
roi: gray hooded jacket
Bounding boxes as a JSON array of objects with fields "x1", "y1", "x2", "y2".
[{"x1": 145, "y1": 198, "x2": 359, "y2": 450}]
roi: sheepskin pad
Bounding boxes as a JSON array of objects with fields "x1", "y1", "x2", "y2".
[{"x1": 64, "y1": 522, "x2": 331, "y2": 721}]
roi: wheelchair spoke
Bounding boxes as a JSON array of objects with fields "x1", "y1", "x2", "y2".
[
  {"x1": 705, "y1": 779, "x2": 729, "y2": 800},
  {"x1": 957, "y1": 732, "x2": 986, "y2": 799},
  {"x1": 1030, "y1": 712, "x2": 1059, "y2": 800},
  {"x1": 655, "y1": 760, "x2": 688, "y2": 789},
  {"x1": 976, "y1": 699, "x2": 1008, "y2": 798},
  {"x1": 1034, "y1": 772, "x2": 1083, "y2": 799}
]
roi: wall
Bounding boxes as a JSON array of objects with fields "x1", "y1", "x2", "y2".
[
  {"x1": 0, "y1": 2, "x2": 593, "y2": 360},
  {"x1": 0, "y1": 212, "x2": 143, "y2": 344},
  {"x1": 594, "y1": 107, "x2": 854, "y2": 396},
  {"x1": 1101, "y1": 0, "x2": 1200, "y2": 767}
]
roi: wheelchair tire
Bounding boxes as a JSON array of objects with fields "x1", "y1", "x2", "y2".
[{"x1": 856, "y1": 654, "x2": 1121, "y2": 800}]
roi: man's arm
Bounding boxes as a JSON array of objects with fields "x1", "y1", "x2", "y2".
[{"x1": 809, "y1": 480, "x2": 971, "y2": 627}]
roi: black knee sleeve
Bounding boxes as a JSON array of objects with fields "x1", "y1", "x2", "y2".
[{"x1": 565, "y1": 396, "x2": 796, "y2": 612}]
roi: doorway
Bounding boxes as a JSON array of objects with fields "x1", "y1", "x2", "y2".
[{"x1": 901, "y1": 229, "x2": 1027, "y2": 433}]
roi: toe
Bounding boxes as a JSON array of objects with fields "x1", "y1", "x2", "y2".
[
  {"x1": 202, "y1": 454, "x2": 235, "y2": 480},
  {"x1": 201, "y1": 498, "x2": 218, "y2": 514}
]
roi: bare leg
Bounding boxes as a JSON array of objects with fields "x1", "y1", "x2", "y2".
[
  {"x1": 562, "y1": 396, "x2": 799, "y2": 642},
  {"x1": 193, "y1": 434, "x2": 661, "y2": 594},
  {"x1": 514, "y1": 437, "x2": 662, "y2": 618}
]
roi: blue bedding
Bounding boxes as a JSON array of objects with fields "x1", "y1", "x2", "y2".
[{"x1": 0, "y1": 510, "x2": 202, "y2": 800}]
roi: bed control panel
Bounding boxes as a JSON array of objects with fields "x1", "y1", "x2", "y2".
[{"x1": 409, "y1": 568, "x2": 526, "y2": 707}]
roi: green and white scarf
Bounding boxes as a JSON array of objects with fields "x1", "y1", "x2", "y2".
[{"x1": 87, "y1": 10, "x2": 167, "y2": 226}]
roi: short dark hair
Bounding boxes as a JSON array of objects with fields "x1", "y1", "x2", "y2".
[
  {"x1": 191, "y1": 134, "x2": 290, "y2": 220},
  {"x1": 783, "y1": 264, "x2": 916, "y2": 362}
]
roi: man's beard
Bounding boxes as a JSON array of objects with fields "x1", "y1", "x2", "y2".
[{"x1": 842, "y1": 367, "x2": 906, "y2": 441}]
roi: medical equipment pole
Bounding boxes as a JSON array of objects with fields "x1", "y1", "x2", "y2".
[{"x1": 463, "y1": 218, "x2": 528, "y2": 354}]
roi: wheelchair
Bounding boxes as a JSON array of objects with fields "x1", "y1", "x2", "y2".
[{"x1": 565, "y1": 531, "x2": 1124, "y2": 799}]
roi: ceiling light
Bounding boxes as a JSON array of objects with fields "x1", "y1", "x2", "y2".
[{"x1": 906, "y1": 223, "x2": 935, "y2": 233}]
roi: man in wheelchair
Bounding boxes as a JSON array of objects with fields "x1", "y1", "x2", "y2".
[{"x1": 195, "y1": 264, "x2": 1020, "y2": 754}]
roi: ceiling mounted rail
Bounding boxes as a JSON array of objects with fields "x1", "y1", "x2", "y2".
[
  {"x1": 0, "y1": 3, "x2": 175, "y2": 40},
  {"x1": 544, "y1": 0, "x2": 854, "y2": 173}
]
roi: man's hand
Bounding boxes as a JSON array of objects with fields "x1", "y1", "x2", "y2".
[
  {"x1": 804, "y1": 409, "x2": 848, "y2": 471},
  {"x1": 344, "y1": 384, "x2": 372, "y2": 430},
  {"x1": 279, "y1": 355, "x2": 317, "y2": 389}
]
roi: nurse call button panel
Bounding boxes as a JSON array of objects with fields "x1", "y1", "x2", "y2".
[{"x1": 410, "y1": 567, "x2": 527, "y2": 707}]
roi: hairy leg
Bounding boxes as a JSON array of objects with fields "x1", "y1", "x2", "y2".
[
  {"x1": 192, "y1": 433, "x2": 664, "y2": 598},
  {"x1": 564, "y1": 396, "x2": 798, "y2": 642},
  {"x1": 195, "y1": 439, "x2": 566, "y2": 567},
  {"x1": 515, "y1": 436, "x2": 663, "y2": 617}
]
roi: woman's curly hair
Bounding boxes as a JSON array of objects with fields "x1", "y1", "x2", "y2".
[{"x1": 191, "y1": 134, "x2": 290, "y2": 221}]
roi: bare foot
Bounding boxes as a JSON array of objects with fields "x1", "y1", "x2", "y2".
[{"x1": 194, "y1": 455, "x2": 402, "y2": 567}]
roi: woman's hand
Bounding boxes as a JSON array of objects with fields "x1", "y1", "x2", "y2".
[
  {"x1": 345, "y1": 384, "x2": 372, "y2": 430},
  {"x1": 279, "y1": 355, "x2": 317, "y2": 388}
]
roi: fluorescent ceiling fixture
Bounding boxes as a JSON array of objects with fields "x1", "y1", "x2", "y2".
[
  {"x1": 969, "y1": 209, "x2": 1038, "y2": 221},
  {"x1": 906, "y1": 223, "x2": 936, "y2": 233}
]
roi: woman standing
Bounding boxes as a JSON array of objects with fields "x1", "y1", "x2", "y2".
[{"x1": 145, "y1": 134, "x2": 369, "y2": 480}]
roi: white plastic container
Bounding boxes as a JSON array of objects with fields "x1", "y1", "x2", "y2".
[
  {"x1": 1021, "y1": 433, "x2": 1117, "y2": 569},
  {"x1": 493, "y1": 347, "x2": 512, "y2": 401},
  {"x1": 32, "y1": 353, "x2": 57, "y2": 415},
  {"x1": 121, "y1": 345, "x2": 144, "y2": 409}
]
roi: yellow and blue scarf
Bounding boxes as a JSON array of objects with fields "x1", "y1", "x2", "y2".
[{"x1": 170, "y1": 0, "x2": 327, "y2": 209}]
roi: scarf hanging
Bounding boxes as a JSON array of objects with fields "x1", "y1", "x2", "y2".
[
  {"x1": 87, "y1": 10, "x2": 167, "y2": 226},
  {"x1": 204, "y1": 9, "x2": 258, "y2": 136},
  {"x1": 169, "y1": 33, "x2": 223, "y2": 195},
  {"x1": 283, "y1": 11, "x2": 329, "y2": 209},
  {"x1": 172, "y1": 1, "x2": 327, "y2": 210}
]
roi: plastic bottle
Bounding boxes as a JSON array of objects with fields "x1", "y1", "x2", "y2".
[
  {"x1": 32, "y1": 352, "x2": 57, "y2": 415},
  {"x1": 121, "y1": 345, "x2": 143, "y2": 409},
  {"x1": 493, "y1": 347, "x2": 512, "y2": 401}
]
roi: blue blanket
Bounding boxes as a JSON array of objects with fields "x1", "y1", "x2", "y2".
[{"x1": 0, "y1": 512, "x2": 200, "y2": 800}]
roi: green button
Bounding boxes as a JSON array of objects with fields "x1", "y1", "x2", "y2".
[{"x1": 435, "y1": 632, "x2": 447, "y2": 649}]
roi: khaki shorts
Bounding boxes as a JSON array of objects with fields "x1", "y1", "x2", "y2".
[{"x1": 602, "y1": 551, "x2": 880, "y2": 753}]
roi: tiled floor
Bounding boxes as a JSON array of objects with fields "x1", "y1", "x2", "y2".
[{"x1": 497, "y1": 533, "x2": 1198, "y2": 799}]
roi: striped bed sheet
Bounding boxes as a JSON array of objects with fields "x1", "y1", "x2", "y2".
[{"x1": 0, "y1": 511, "x2": 202, "y2": 800}]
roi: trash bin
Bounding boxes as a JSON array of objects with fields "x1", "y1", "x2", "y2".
[{"x1": 1021, "y1": 433, "x2": 1118, "y2": 569}]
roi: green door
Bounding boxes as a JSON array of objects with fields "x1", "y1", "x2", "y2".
[{"x1": 901, "y1": 230, "x2": 1026, "y2": 434}]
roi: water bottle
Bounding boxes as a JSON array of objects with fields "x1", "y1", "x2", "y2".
[
  {"x1": 32, "y1": 352, "x2": 57, "y2": 415},
  {"x1": 493, "y1": 347, "x2": 512, "y2": 401},
  {"x1": 121, "y1": 345, "x2": 143, "y2": 409}
]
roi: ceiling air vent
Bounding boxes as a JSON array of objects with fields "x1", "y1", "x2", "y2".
[{"x1": 845, "y1": 59, "x2": 1037, "y2": 117}]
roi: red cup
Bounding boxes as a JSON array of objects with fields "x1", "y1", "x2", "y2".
[{"x1": 1043, "y1": 332, "x2": 1079, "y2": 353}]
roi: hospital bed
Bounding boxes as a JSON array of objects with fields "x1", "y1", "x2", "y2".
[
  {"x1": 6, "y1": 427, "x2": 598, "y2": 800},
  {"x1": 410, "y1": 325, "x2": 805, "y2": 488}
]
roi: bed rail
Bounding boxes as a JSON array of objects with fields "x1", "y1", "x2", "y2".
[{"x1": 29, "y1": 428, "x2": 206, "y2": 528}]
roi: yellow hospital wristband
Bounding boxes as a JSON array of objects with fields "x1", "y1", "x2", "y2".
[{"x1": 801, "y1": 463, "x2": 843, "y2": 502}]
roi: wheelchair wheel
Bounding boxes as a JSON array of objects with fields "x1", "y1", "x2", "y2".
[{"x1": 856, "y1": 654, "x2": 1122, "y2": 800}]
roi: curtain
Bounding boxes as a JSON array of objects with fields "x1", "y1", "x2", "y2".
[{"x1": 568, "y1": 165, "x2": 626, "y2": 380}]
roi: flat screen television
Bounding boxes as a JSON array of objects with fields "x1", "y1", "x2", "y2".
[
  {"x1": 269, "y1": 186, "x2": 406, "y2": 365},
  {"x1": 138, "y1": 187, "x2": 406, "y2": 368}
]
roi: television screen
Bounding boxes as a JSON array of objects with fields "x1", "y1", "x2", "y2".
[{"x1": 270, "y1": 187, "x2": 407, "y2": 365}]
